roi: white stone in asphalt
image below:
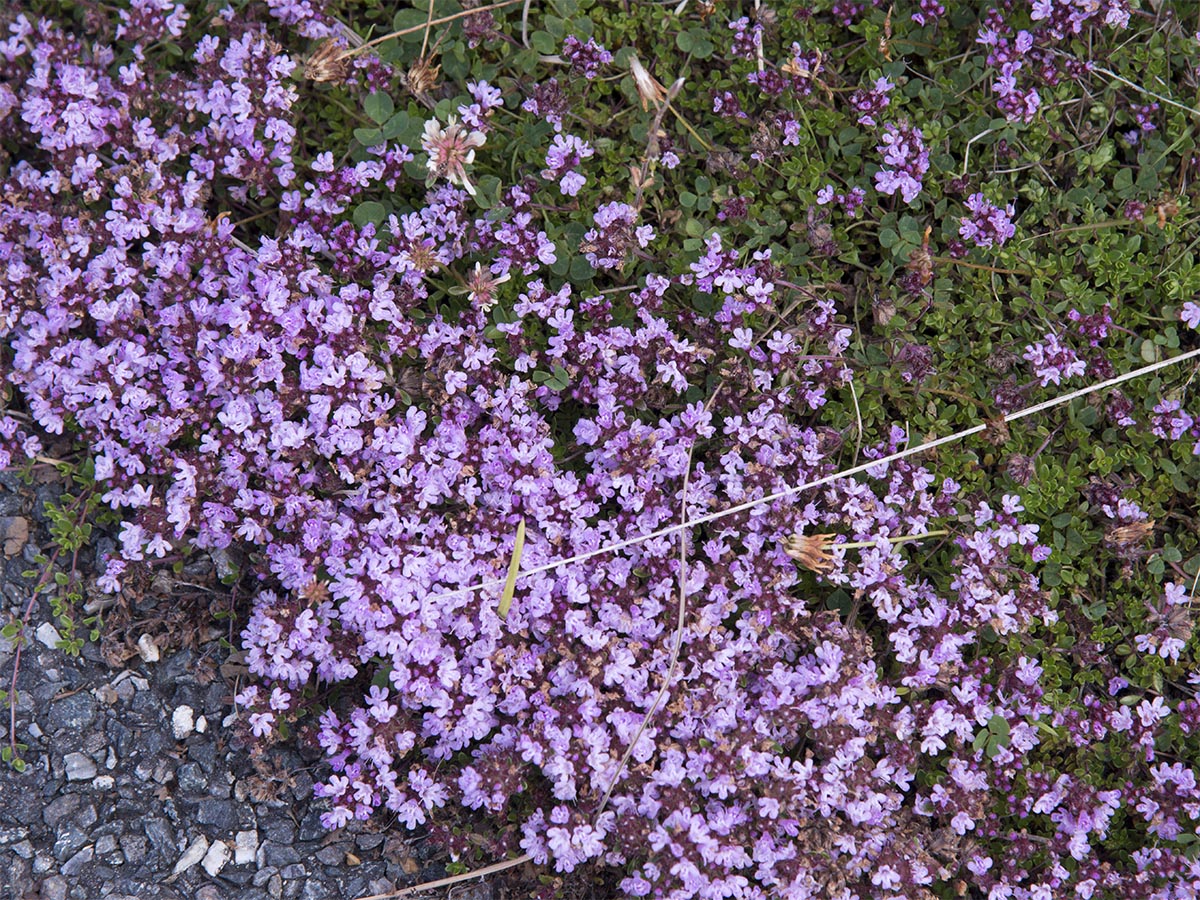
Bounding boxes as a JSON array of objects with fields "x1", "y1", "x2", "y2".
[
  {"x1": 173, "y1": 836, "x2": 209, "y2": 876},
  {"x1": 171, "y1": 705, "x2": 195, "y2": 740},
  {"x1": 234, "y1": 829, "x2": 258, "y2": 865},
  {"x1": 201, "y1": 840, "x2": 231, "y2": 877},
  {"x1": 63, "y1": 752, "x2": 96, "y2": 781}
]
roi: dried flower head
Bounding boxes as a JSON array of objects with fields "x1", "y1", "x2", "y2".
[
  {"x1": 297, "y1": 579, "x2": 331, "y2": 604},
  {"x1": 1145, "y1": 599, "x2": 1194, "y2": 644},
  {"x1": 906, "y1": 225, "x2": 934, "y2": 287},
  {"x1": 421, "y1": 115, "x2": 486, "y2": 195},
  {"x1": 629, "y1": 55, "x2": 667, "y2": 110},
  {"x1": 783, "y1": 533, "x2": 837, "y2": 573},
  {"x1": 1105, "y1": 519, "x2": 1155, "y2": 549},
  {"x1": 304, "y1": 40, "x2": 349, "y2": 83},
  {"x1": 404, "y1": 55, "x2": 442, "y2": 103}
]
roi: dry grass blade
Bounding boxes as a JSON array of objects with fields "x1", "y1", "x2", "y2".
[
  {"x1": 340, "y1": 0, "x2": 524, "y2": 59},
  {"x1": 352, "y1": 854, "x2": 531, "y2": 900},
  {"x1": 419, "y1": 347, "x2": 1200, "y2": 607},
  {"x1": 594, "y1": 441, "x2": 695, "y2": 819},
  {"x1": 497, "y1": 518, "x2": 525, "y2": 620}
]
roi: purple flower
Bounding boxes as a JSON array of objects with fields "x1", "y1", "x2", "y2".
[
  {"x1": 959, "y1": 192, "x2": 1016, "y2": 248},
  {"x1": 541, "y1": 133, "x2": 593, "y2": 197},
  {"x1": 1023, "y1": 333, "x2": 1087, "y2": 386},
  {"x1": 875, "y1": 121, "x2": 929, "y2": 203},
  {"x1": 561, "y1": 35, "x2": 611, "y2": 80}
]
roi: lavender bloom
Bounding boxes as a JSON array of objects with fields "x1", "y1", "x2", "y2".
[
  {"x1": 541, "y1": 133, "x2": 593, "y2": 197},
  {"x1": 875, "y1": 121, "x2": 929, "y2": 203},
  {"x1": 1023, "y1": 333, "x2": 1087, "y2": 386},
  {"x1": 959, "y1": 192, "x2": 1016, "y2": 248},
  {"x1": 562, "y1": 35, "x2": 612, "y2": 80},
  {"x1": 581, "y1": 202, "x2": 651, "y2": 270},
  {"x1": 849, "y1": 76, "x2": 894, "y2": 127}
]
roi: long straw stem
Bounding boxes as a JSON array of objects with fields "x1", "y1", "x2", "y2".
[{"x1": 425, "y1": 347, "x2": 1200, "y2": 606}]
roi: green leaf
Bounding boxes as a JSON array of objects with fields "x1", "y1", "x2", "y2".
[
  {"x1": 353, "y1": 201, "x2": 388, "y2": 228},
  {"x1": 530, "y1": 30, "x2": 557, "y2": 54},
  {"x1": 392, "y1": 8, "x2": 430, "y2": 43},
  {"x1": 497, "y1": 518, "x2": 525, "y2": 620},
  {"x1": 474, "y1": 174, "x2": 503, "y2": 209},
  {"x1": 988, "y1": 714, "x2": 1010, "y2": 741},
  {"x1": 382, "y1": 111, "x2": 411, "y2": 140},
  {"x1": 364, "y1": 92, "x2": 395, "y2": 124},
  {"x1": 353, "y1": 127, "x2": 384, "y2": 147},
  {"x1": 569, "y1": 255, "x2": 594, "y2": 281}
]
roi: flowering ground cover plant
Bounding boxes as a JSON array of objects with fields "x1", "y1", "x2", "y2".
[{"x1": 2, "y1": 0, "x2": 1200, "y2": 898}]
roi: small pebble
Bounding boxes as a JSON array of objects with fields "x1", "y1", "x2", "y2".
[
  {"x1": 171, "y1": 705, "x2": 195, "y2": 740},
  {"x1": 173, "y1": 836, "x2": 209, "y2": 876},
  {"x1": 61, "y1": 845, "x2": 94, "y2": 876},
  {"x1": 195, "y1": 715, "x2": 208, "y2": 733},
  {"x1": 234, "y1": 829, "x2": 258, "y2": 865},
  {"x1": 136, "y1": 634, "x2": 160, "y2": 663},
  {"x1": 64, "y1": 752, "x2": 97, "y2": 781},
  {"x1": 0, "y1": 515, "x2": 29, "y2": 557},
  {"x1": 39, "y1": 875, "x2": 67, "y2": 900},
  {"x1": 201, "y1": 840, "x2": 231, "y2": 877},
  {"x1": 92, "y1": 775, "x2": 115, "y2": 790},
  {"x1": 35, "y1": 622, "x2": 62, "y2": 650},
  {"x1": 28, "y1": 722, "x2": 43, "y2": 739}
]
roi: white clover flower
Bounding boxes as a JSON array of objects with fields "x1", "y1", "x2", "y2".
[{"x1": 421, "y1": 115, "x2": 486, "y2": 195}]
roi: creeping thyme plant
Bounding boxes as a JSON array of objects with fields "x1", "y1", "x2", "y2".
[{"x1": 3, "y1": 0, "x2": 1200, "y2": 897}]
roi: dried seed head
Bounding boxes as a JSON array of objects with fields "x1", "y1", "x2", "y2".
[
  {"x1": 405, "y1": 55, "x2": 442, "y2": 99},
  {"x1": 1147, "y1": 602, "x2": 1194, "y2": 644},
  {"x1": 753, "y1": 4, "x2": 779, "y2": 39},
  {"x1": 706, "y1": 151, "x2": 746, "y2": 179},
  {"x1": 986, "y1": 348, "x2": 1019, "y2": 374},
  {"x1": 783, "y1": 533, "x2": 836, "y2": 574},
  {"x1": 751, "y1": 121, "x2": 781, "y2": 158},
  {"x1": 1105, "y1": 519, "x2": 1155, "y2": 549},
  {"x1": 983, "y1": 415, "x2": 1010, "y2": 446},
  {"x1": 905, "y1": 226, "x2": 934, "y2": 287},
  {"x1": 1005, "y1": 453, "x2": 1035, "y2": 486},
  {"x1": 297, "y1": 579, "x2": 331, "y2": 604},
  {"x1": 305, "y1": 40, "x2": 349, "y2": 83},
  {"x1": 629, "y1": 55, "x2": 667, "y2": 111},
  {"x1": 872, "y1": 293, "x2": 896, "y2": 328}
]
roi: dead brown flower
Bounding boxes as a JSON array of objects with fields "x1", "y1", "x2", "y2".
[
  {"x1": 783, "y1": 533, "x2": 836, "y2": 574},
  {"x1": 297, "y1": 578, "x2": 331, "y2": 604},
  {"x1": 1105, "y1": 520, "x2": 1155, "y2": 549},
  {"x1": 404, "y1": 55, "x2": 442, "y2": 104},
  {"x1": 304, "y1": 40, "x2": 349, "y2": 83}
]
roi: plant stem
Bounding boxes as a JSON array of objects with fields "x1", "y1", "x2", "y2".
[
  {"x1": 837, "y1": 529, "x2": 948, "y2": 551},
  {"x1": 339, "y1": 0, "x2": 524, "y2": 59}
]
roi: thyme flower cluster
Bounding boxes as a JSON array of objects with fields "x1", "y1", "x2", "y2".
[{"x1": 2, "y1": 3, "x2": 1199, "y2": 900}]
